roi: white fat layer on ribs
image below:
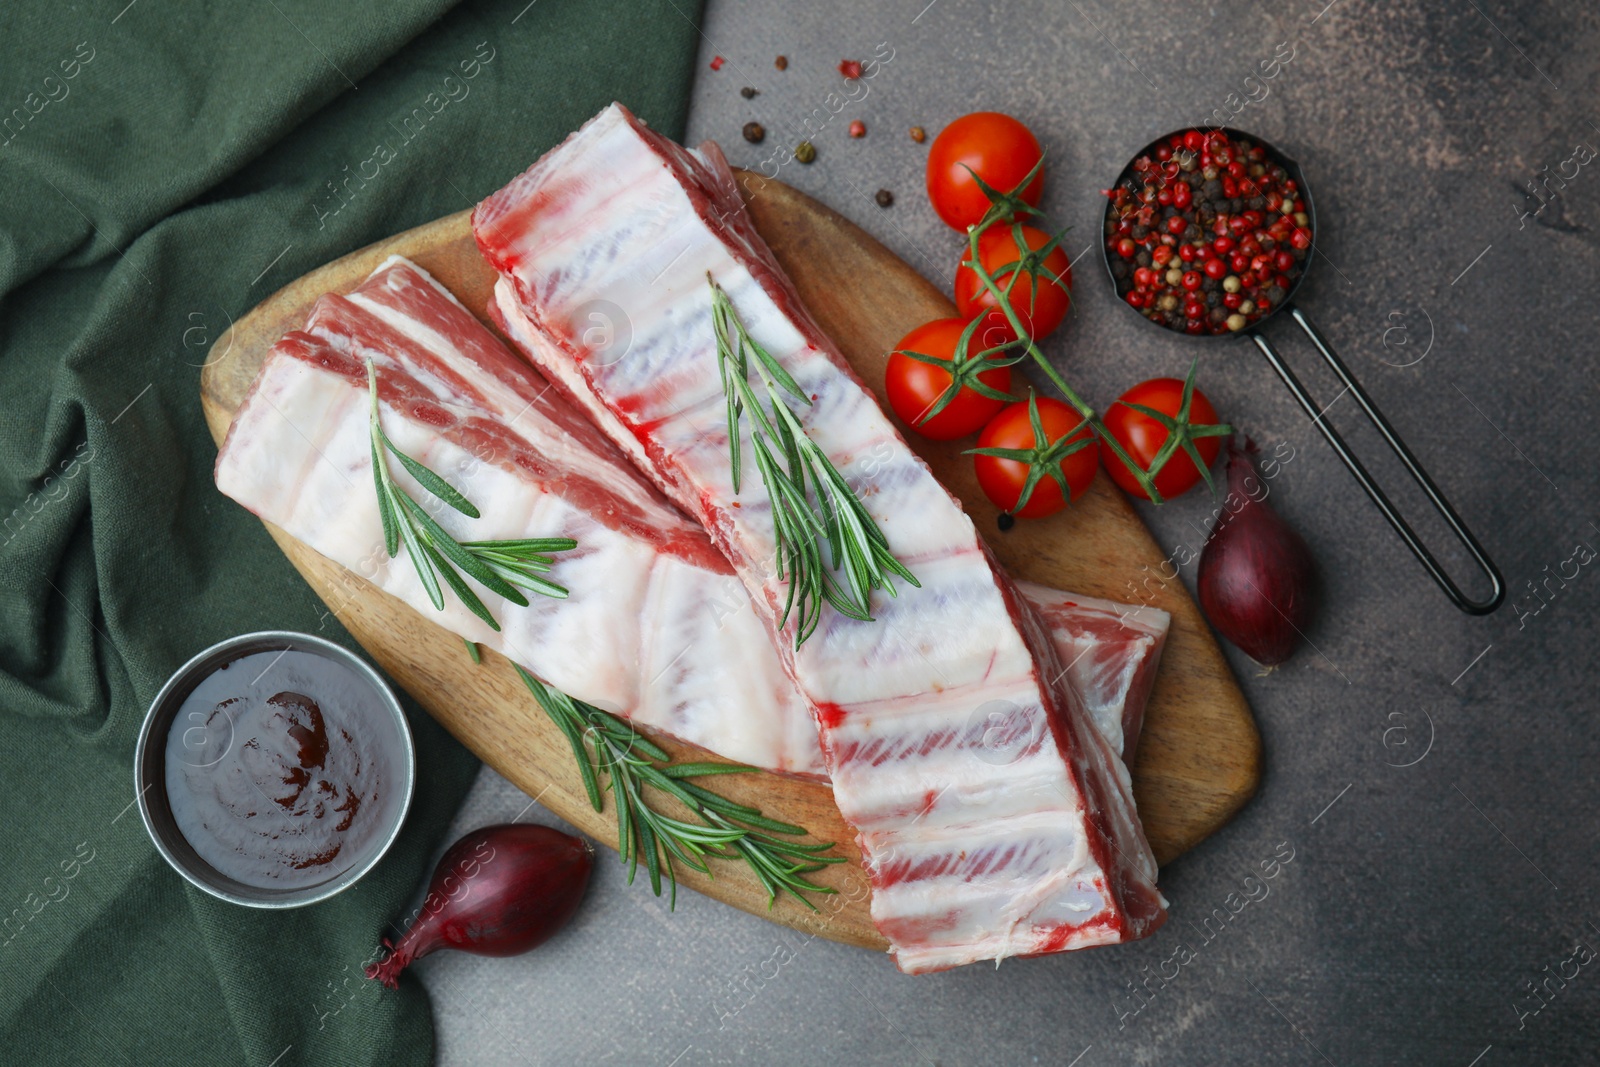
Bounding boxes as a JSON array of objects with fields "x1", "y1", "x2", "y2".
[
  {"x1": 494, "y1": 273, "x2": 1172, "y2": 770},
  {"x1": 474, "y1": 102, "x2": 1164, "y2": 971},
  {"x1": 215, "y1": 258, "x2": 807, "y2": 768},
  {"x1": 220, "y1": 257, "x2": 1171, "y2": 795}
]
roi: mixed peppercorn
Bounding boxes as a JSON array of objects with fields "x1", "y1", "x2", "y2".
[
  {"x1": 712, "y1": 53, "x2": 929, "y2": 195},
  {"x1": 1103, "y1": 129, "x2": 1312, "y2": 335}
]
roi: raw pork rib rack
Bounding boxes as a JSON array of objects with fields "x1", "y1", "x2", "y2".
[
  {"x1": 491, "y1": 283, "x2": 1169, "y2": 769},
  {"x1": 475, "y1": 102, "x2": 1167, "y2": 972},
  {"x1": 214, "y1": 255, "x2": 1168, "y2": 784},
  {"x1": 216, "y1": 256, "x2": 816, "y2": 772}
]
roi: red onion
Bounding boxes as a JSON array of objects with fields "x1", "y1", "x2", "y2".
[
  {"x1": 1197, "y1": 438, "x2": 1318, "y2": 667},
  {"x1": 365, "y1": 824, "x2": 592, "y2": 988}
]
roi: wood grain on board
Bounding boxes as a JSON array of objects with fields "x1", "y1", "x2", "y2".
[{"x1": 200, "y1": 173, "x2": 1260, "y2": 952}]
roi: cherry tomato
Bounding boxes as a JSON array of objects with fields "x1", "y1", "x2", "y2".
[
  {"x1": 952, "y1": 224, "x2": 1072, "y2": 342},
  {"x1": 885, "y1": 315, "x2": 1014, "y2": 440},
  {"x1": 972, "y1": 395, "x2": 1098, "y2": 519},
  {"x1": 1101, "y1": 377, "x2": 1225, "y2": 501},
  {"x1": 925, "y1": 113, "x2": 1044, "y2": 231}
]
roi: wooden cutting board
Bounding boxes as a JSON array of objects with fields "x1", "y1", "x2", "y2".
[{"x1": 200, "y1": 173, "x2": 1259, "y2": 952}]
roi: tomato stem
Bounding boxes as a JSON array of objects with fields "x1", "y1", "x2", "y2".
[
  {"x1": 1111, "y1": 358, "x2": 1234, "y2": 498},
  {"x1": 961, "y1": 213, "x2": 1168, "y2": 505},
  {"x1": 895, "y1": 313, "x2": 1024, "y2": 428},
  {"x1": 965, "y1": 388, "x2": 1097, "y2": 514}
]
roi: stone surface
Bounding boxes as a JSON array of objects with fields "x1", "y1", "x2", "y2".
[{"x1": 422, "y1": 1, "x2": 1600, "y2": 1062}]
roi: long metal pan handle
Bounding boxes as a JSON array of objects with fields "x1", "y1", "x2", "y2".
[{"x1": 1248, "y1": 306, "x2": 1505, "y2": 615}]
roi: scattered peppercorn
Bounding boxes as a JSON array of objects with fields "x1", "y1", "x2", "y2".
[
  {"x1": 849, "y1": 120, "x2": 866, "y2": 138},
  {"x1": 740, "y1": 86, "x2": 758, "y2": 99},
  {"x1": 742, "y1": 122, "x2": 765, "y2": 144},
  {"x1": 838, "y1": 59, "x2": 863, "y2": 79},
  {"x1": 875, "y1": 189, "x2": 894, "y2": 207},
  {"x1": 997, "y1": 513, "x2": 1016, "y2": 532},
  {"x1": 794, "y1": 140, "x2": 816, "y2": 164},
  {"x1": 909, "y1": 126, "x2": 926, "y2": 143},
  {"x1": 710, "y1": 56, "x2": 725, "y2": 71},
  {"x1": 1104, "y1": 129, "x2": 1309, "y2": 335},
  {"x1": 775, "y1": 55, "x2": 788, "y2": 71}
]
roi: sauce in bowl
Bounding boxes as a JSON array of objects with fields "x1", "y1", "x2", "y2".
[{"x1": 163, "y1": 648, "x2": 406, "y2": 891}]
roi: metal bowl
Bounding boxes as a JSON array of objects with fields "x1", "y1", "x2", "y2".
[{"x1": 133, "y1": 631, "x2": 415, "y2": 908}]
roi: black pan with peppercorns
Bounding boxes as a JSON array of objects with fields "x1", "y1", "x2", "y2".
[
  {"x1": 1096, "y1": 126, "x2": 1505, "y2": 616},
  {"x1": 1102, "y1": 127, "x2": 1314, "y2": 336}
]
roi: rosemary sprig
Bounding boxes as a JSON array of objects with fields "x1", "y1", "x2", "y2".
[
  {"x1": 518, "y1": 666, "x2": 844, "y2": 910},
  {"x1": 709, "y1": 276, "x2": 918, "y2": 646},
  {"x1": 365, "y1": 359, "x2": 577, "y2": 632}
]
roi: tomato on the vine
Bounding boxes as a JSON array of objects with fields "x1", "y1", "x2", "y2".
[
  {"x1": 884, "y1": 314, "x2": 1014, "y2": 440},
  {"x1": 970, "y1": 393, "x2": 1098, "y2": 519},
  {"x1": 926, "y1": 112, "x2": 1044, "y2": 231},
  {"x1": 1101, "y1": 374, "x2": 1228, "y2": 501},
  {"x1": 953, "y1": 224, "x2": 1072, "y2": 342}
]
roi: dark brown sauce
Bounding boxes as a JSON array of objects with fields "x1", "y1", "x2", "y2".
[{"x1": 164, "y1": 649, "x2": 401, "y2": 890}]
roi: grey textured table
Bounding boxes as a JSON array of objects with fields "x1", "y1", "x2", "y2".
[{"x1": 420, "y1": 1, "x2": 1600, "y2": 1063}]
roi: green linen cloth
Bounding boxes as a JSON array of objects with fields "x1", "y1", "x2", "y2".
[{"x1": 0, "y1": 2, "x2": 701, "y2": 1063}]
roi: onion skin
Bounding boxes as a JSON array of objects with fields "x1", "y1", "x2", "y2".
[
  {"x1": 1197, "y1": 439, "x2": 1318, "y2": 667},
  {"x1": 365, "y1": 824, "x2": 592, "y2": 989}
]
